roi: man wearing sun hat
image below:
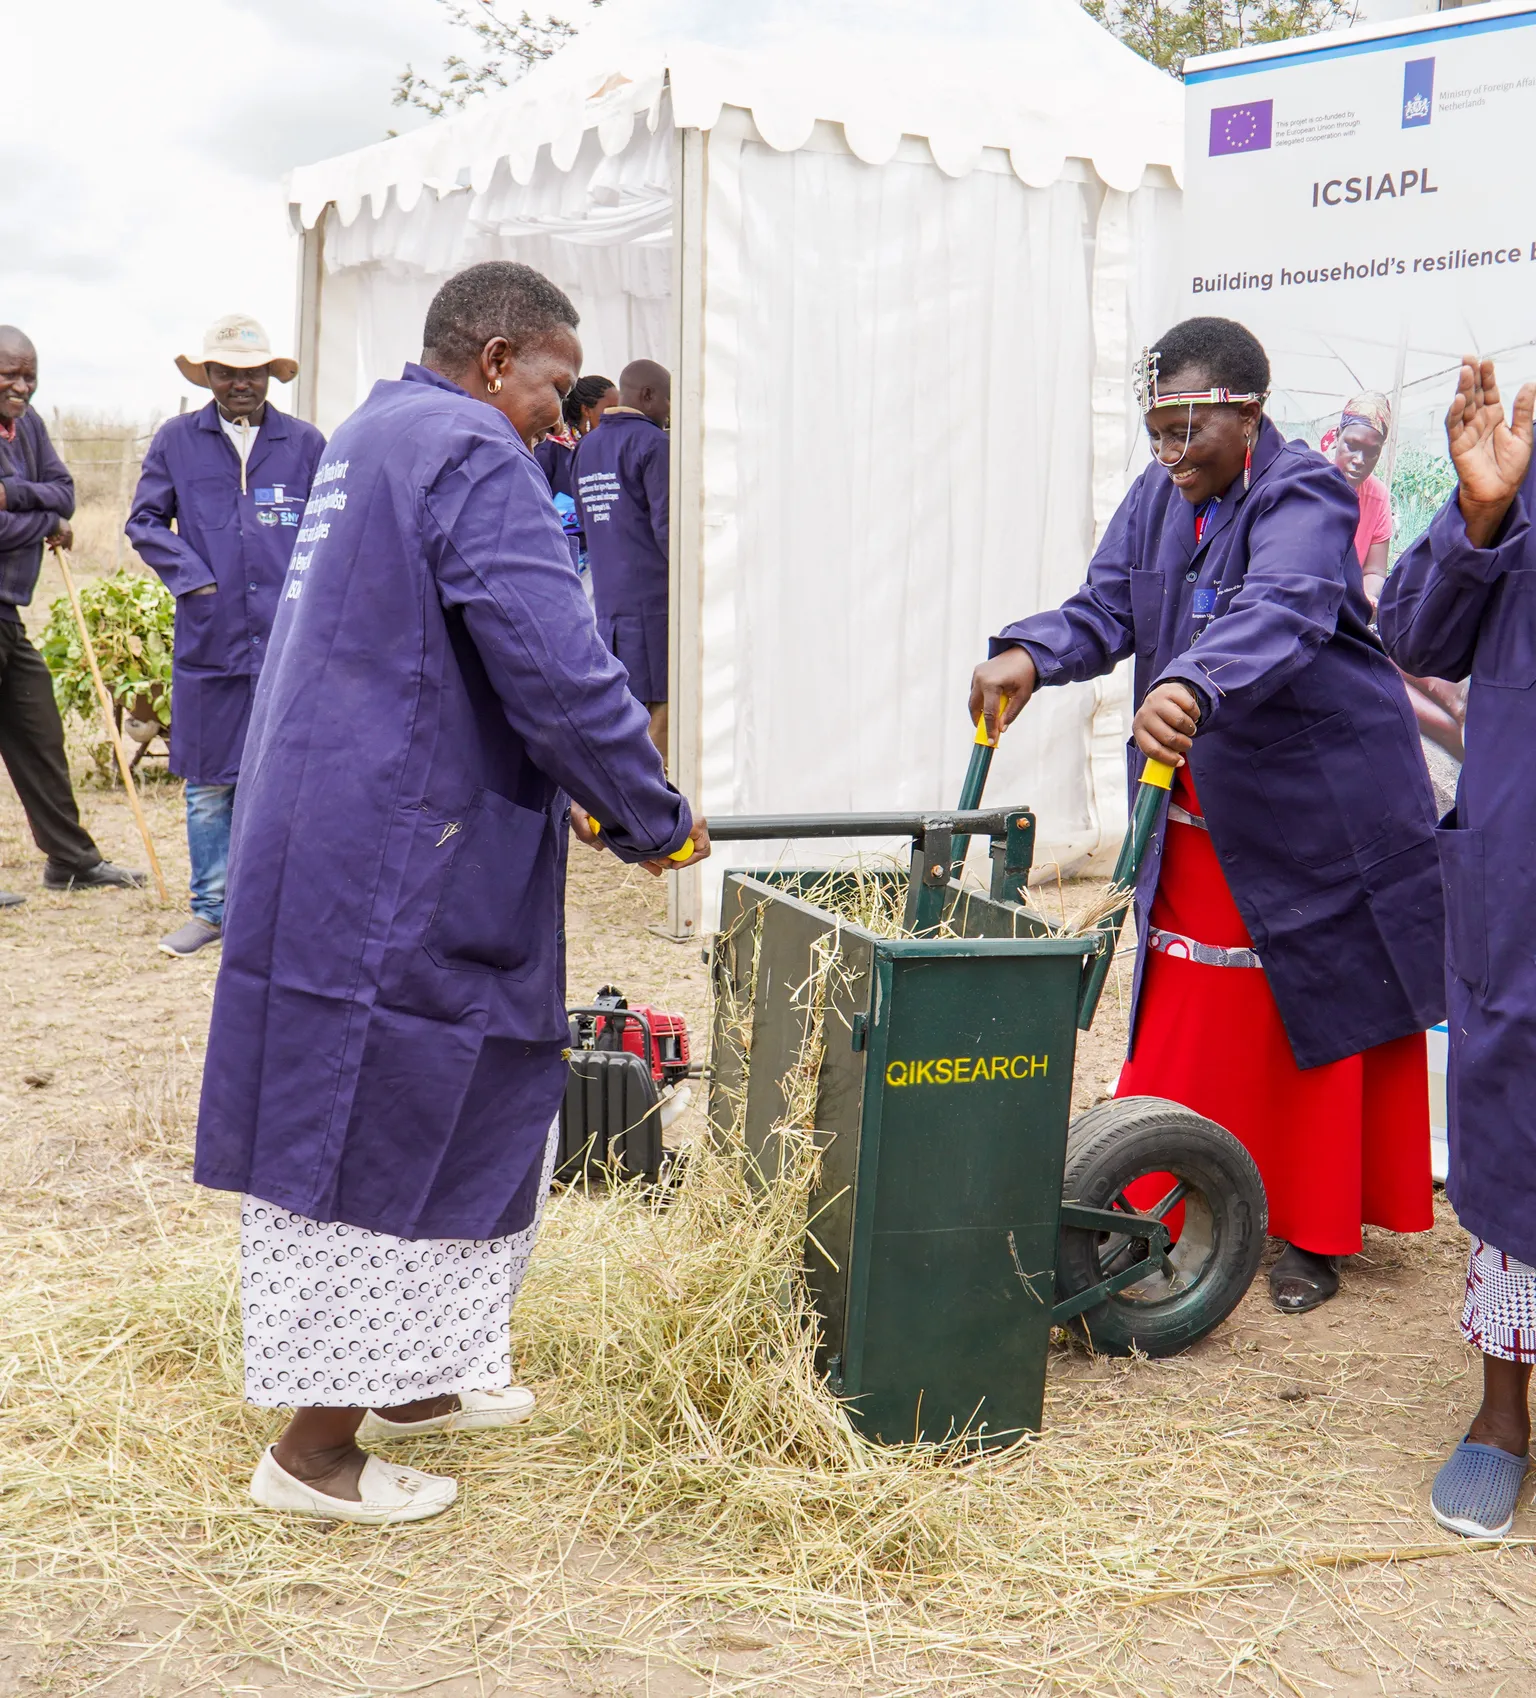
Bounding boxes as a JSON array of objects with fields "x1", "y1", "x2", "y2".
[{"x1": 127, "y1": 316, "x2": 325, "y2": 957}]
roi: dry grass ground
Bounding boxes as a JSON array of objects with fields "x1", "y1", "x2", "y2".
[
  {"x1": 0, "y1": 740, "x2": 1532, "y2": 1695},
  {"x1": 1, "y1": 463, "x2": 1531, "y2": 1696}
]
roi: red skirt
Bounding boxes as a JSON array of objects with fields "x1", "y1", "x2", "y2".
[{"x1": 1116, "y1": 771, "x2": 1432, "y2": 1255}]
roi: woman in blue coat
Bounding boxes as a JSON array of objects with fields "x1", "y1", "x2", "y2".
[
  {"x1": 971, "y1": 316, "x2": 1444, "y2": 1315},
  {"x1": 1378, "y1": 356, "x2": 1536, "y2": 1539},
  {"x1": 534, "y1": 373, "x2": 616, "y2": 592},
  {"x1": 194, "y1": 262, "x2": 707, "y2": 1526}
]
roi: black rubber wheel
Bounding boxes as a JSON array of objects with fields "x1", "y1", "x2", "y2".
[{"x1": 1055, "y1": 1095, "x2": 1267, "y2": 1358}]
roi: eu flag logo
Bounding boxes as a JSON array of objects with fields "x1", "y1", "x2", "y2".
[
  {"x1": 1208, "y1": 100, "x2": 1273, "y2": 156},
  {"x1": 1403, "y1": 58, "x2": 1434, "y2": 128}
]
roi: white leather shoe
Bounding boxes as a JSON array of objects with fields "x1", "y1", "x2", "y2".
[
  {"x1": 357, "y1": 1386, "x2": 536, "y2": 1444},
  {"x1": 249, "y1": 1446, "x2": 457, "y2": 1525}
]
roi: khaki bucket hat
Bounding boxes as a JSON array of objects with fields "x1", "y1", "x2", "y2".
[{"x1": 176, "y1": 314, "x2": 298, "y2": 387}]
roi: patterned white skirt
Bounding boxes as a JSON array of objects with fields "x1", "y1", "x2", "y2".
[
  {"x1": 1460, "y1": 1237, "x2": 1536, "y2": 1365},
  {"x1": 240, "y1": 1122, "x2": 558, "y2": 1408}
]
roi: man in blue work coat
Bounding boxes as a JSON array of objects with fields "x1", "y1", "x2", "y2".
[
  {"x1": 0, "y1": 325, "x2": 143, "y2": 906},
  {"x1": 1380, "y1": 356, "x2": 1536, "y2": 1539},
  {"x1": 127, "y1": 316, "x2": 325, "y2": 956},
  {"x1": 573, "y1": 359, "x2": 670, "y2": 758},
  {"x1": 192, "y1": 262, "x2": 708, "y2": 1524}
]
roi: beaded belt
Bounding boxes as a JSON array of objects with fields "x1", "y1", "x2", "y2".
[{"x1": 1147, "y1": 926, "x2": 1263, "y2": 969}]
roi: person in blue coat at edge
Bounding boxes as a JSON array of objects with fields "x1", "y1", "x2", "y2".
[
  {"x1": 127, "y1": 315, "x2": 326, "y2": 958},
  {"x1": 573, "y1": 358, "x2": 670, "y2": 759},
  {"x1": 193, "y1": 261, "x2": 709, "y2": 1526},
  {"x1": 971, "y1": 316, "x2": 1445, "y2": 1316},
  {"x1": 534, "y1": 372, "x2": 616, "y2": 595},
  {"x1": 1378, "y1": 356, "x2": 1536, "y2": 1541},
  {"x1": 0, "y1": 326, "x2": 144, "y2": 905}
]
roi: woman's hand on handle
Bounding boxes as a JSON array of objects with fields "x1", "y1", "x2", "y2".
[
  {"x1": 643, "y1": 818, "x2": 709, "y2": 878},
  {"x1": 1448, "y1": 355, "x2": 1536, "y2": 548},
  {"x1": 1133, "y1": 682, "x2": 1201, "y2": 766},
  {"x1": 571, "y1": 804, "x2": 710, "y2": 876},
  {"x1": 968, "y1": 647, "x2": 1037, "y2": 743}
]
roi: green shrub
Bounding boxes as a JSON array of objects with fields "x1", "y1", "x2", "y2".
[{"x1": 38, "y1": 568, "x2": 174, "y2": 727}]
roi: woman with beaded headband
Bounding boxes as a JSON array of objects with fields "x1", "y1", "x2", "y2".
[{"x1": 970, "y1": 316, "x2": 1444, "y2": 1315}]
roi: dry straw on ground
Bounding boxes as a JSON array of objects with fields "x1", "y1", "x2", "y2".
[{"x1": 2, "y1": 893, "x2": 1528, "y2": 1695}]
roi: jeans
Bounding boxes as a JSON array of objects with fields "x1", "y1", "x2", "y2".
[{"x1": 186, "y1": 782, "x2": 236, "y2": 926}]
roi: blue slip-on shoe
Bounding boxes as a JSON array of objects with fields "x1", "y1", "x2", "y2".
[{"x1": 1430, "y1": 1437, "x2": 1530, "y2": 1538}]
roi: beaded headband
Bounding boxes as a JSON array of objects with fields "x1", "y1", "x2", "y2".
[{"x1": 1133, "y1": 347, "x2": 1268, "y2": 416}]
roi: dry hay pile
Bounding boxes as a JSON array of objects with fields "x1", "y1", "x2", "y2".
[
  {"x1": 0, "y1": 936, "x2": 1514, "y2": 1693},
  {"x1": 786, "y1": 857, "x2": 1127, "y2": 943}
]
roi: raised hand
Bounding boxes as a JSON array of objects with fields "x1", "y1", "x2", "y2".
[{"x1": 1447, "y1": 356, "x2": 1535, "y2": 546}]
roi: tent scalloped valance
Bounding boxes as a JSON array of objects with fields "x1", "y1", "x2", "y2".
[{"x1": 288, "y1": 0, "x2": 1183, "y2": 229}]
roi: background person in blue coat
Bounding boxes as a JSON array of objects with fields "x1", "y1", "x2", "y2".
[
  {"x1": 1378, "y1": 356, "x2": 1536, "y2": 1539},
  {"x1": 192, "y1": 262, "x2": 708, "y2": 1526},
  {"x1": 127, "y1": 316, "x2": 325, "y2": 958},
  {"x1": 534, "y1": 372, "x2": 616, "y2": 597},
  {"x1": 574, "y1": 358, "x2": 670, "y2": 758},
  {"x1": 971, "y1": 316, "x2": 1444, "y2": 1316},
  {"x1": 0, "y1": 325, "x2": 143, "y2": 907}
]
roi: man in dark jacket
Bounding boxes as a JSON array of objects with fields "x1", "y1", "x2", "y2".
[
  {"x1": 573, "y1": 358, "x2": 670, "y2": 757},
  {"x1": 0, "y1": 327, "x2": 142, "y2": 906}
]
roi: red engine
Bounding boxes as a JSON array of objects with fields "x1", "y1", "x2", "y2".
[{"x1": 583, "y1": 985, "x2": 692, "y2": 1087}]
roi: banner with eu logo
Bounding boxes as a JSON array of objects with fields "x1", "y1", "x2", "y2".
[{"x1": 1181, "y1": 7, "x2": 1536, "y2": 537}]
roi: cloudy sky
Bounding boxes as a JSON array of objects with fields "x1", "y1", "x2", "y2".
[{"x1": 7, "y1": 0, "x2": 470, "y2": 420}]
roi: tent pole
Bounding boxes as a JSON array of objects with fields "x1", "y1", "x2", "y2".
[
  {"x1": 666, "y1": 121, "x2": 708, "y2": 941},
  {"x1": 293, "y1": 213, "x2": 325, "y2": 427}
]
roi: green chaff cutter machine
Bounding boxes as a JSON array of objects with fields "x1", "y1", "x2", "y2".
[{"x1": 706, "y1": 720, "x2": 1266, "y2": 1448}]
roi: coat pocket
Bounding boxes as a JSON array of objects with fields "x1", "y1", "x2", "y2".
[
  {"x1": 187, "y1": 474, "x2": 237, "y2": 533},
  {"x1": 1249, "y1": 711, "x2": 1392, "y2": 870},
  {"x1": 1128, "y1": 570, "x2": 1164, "y2": 656},
  {"x1": 424, "y1": 789, "x2": 553, "y2": 976},
  {"x1": 1474, "y1": 569, "x2": 1536, "y2": 689},
  {"x1": 1435, "y1": 821, "x2": 1488, "y2": 995},
  {"x1": 173, "y1": 589, "x2": 224, "y2": 670}
]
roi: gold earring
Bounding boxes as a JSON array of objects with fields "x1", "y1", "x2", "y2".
[{"x1": 487, "y1": 377, "x2": 502, "y2": 395}]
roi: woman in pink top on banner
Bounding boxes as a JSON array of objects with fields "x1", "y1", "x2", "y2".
[
  {"x1": 1327, "y1": 390, "x2": 1469, "y2": 770},
  {"x1": 1323, "y1": 391, "x2": 1394, "y2": 594}
]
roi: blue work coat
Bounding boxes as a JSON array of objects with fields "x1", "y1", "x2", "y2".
[
  {"x1": 1378, "y1": 487, "x2": 1536, "y2": 1265},
  {"x1": 573, "y1": 410, "x2": 669, "y2": 704},
  {"x1": 0, "y1": 411, "x2": 73, "y2": 615},
  {"x1": 997, "y1": 418, "x2": 1444, "y2": 1070},
  {"x1": 533, "y1": 435, "x2": 574, "y2": 499},
  {"x1": 126, "y1": 402, "x2": 326, "y2": 785},
  {"x1": 193, "y1": 365, "x2": 691, "y2": 1240}
]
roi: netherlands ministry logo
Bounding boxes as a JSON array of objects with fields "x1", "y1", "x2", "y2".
[
  {"x1": 1403, "y1": 58, "x2": 1434, "y2": 127},
  {"x1": 1208, "y1": 99, "x2": 1274, "y2": 156}
]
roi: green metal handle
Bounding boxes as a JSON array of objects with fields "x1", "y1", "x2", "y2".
[
  {"x1": 950, "y1": 698, "x2": 1005, "y2": 878},
  {"x1": 1075, "y1": 758, "x2": 1175, "y2": 1031}
]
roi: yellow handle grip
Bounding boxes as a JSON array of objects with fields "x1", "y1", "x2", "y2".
[
  {"x1": 1140, "y1": 758, "x2": 1177, "y2": 791},
  {"x1": 585, "y1": 815, "x2": 696, "y2": 863},
  {"x1": 974, "y1": 693, "x2": 1009, "y2": 747}
]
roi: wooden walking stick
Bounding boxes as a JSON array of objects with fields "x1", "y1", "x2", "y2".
[{"x1": 53, "y1": 546, "x2": 168, "y2": 901}]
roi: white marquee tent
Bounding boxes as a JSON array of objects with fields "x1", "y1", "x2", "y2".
[{"x1": 287, "y1": 0, "x2": 1183, "y2": 933}]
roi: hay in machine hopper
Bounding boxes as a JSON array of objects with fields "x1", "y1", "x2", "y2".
[{"x1": 705, "y1": 735, "x2": 1267, "y2": 1450}]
